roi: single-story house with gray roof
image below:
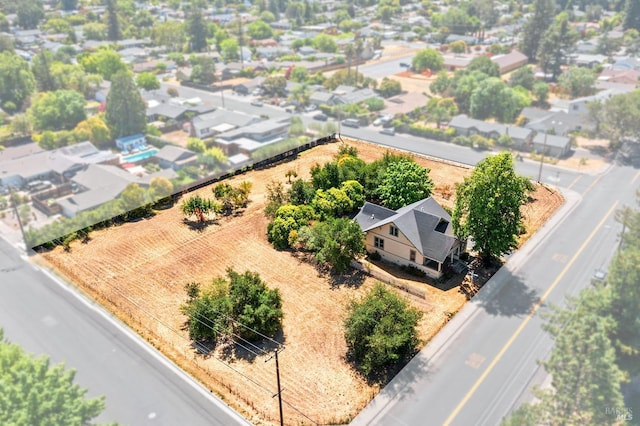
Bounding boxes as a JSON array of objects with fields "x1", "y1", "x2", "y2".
[
  {"x1": 355, "y1": 197, "x2": 463, "y2": 278},
  {"x1": 449, "y1": 115, "x2": 534, "y2": 149},
  {"x1": 156, "y1": 145, "x2": 197, "y2": 170},
  {"x1": 532, "y1": 133, "x2": 572, "y2": 158}
]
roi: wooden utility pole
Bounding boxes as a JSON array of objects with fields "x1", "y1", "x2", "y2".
[{"x1": 266, "y1": 347, "x2": 284, "y2": 426}]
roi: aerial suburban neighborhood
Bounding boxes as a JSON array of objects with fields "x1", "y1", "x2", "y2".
[{"x1": 0, "y1": 0, "x2": 639, "y2": 424}]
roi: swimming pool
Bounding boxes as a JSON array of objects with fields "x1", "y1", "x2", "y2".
[{"x1": 121, "y1": 148, "x2": 159, "y2": 163}]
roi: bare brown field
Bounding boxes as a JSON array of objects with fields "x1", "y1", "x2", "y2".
[{"x1": 39, "y1": 139, "x2": 563, "y2": 425}]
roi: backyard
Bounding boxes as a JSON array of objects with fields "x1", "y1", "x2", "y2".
[{"x1": 38, "y1": 139, "x2": 564, "y2": 425}]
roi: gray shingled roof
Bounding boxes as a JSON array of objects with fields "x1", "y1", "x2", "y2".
[
  {"x1": 156, "y1": 145, "x2": 196, "y2": 163},
  {"x1": 355, "y1": 198, "x2": 458, "y2": 263}
]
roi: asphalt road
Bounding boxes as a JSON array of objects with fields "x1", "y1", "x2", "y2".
[
  {"x1": 351, "y1": 159, "x2": 639, "y2": 425},
  {"x1": 0, "y1": 238, "x2": 250, "y2": 426}
]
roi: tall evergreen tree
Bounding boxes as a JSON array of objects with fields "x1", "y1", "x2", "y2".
[
  {"x1": 537, "y1": 14, "x2": 579, "y2": 80},
  {"x1": 105, "y1": 70, "x2": 147, "y2": 138},
  {"x1": 623, "y1": 0, "x2": 640, "y2": 31},
  {"x1": 187, "y1": 2, "x2": 208, "y2": 52},
  {"x1": 519, "y1": 0, "x2": 555, "y2": 62},
  {"x1": 105, "y1": 0, "x2": 121, "y2": 41},
  {"x1": 31, "y1": 50, "x2": 57, "y2": 92}
]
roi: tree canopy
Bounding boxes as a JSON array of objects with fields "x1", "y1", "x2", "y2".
[
  {"x1": 344, "y1": 283, "x2": 421, "y2": 376},
  {"x1": 412, "y1": 48, "x2": 444, "y2": 72},
  {"x1": 105, "y1": 70, "x2": 147, "y2": 138},
  {"x1": 29, "y1": 90, "x2": 87, "y2": 131},
  {"x1": 0, "y1": 328, "x2": 107, "y2": 425},
  {"x1": 298, "y1": 217, "x2": 365, "y2": 272},
  {"x1": 452, "y1": 152, "x2": 533, "y2": 262},
  {"x1": 377, "y1": 159, "x2": 434, "y2": 210},
  {"x1": 0, "y1": 51, "x2": 35, "y2": 112}
]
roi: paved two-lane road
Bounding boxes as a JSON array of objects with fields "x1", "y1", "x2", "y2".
[{"x1": 0, "y1": 239, "x2": 250, "y2": 425}]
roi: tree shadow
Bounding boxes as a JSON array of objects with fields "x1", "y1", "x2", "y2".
[
  {"x1": 328, "y1": 269, "x2": 366, "y2": 289},
  {"x1": 182, "y1": 218, "x2": 218, "y2": 231},
  {"x1": 474, "y1": 269, "x2": 539, "y2": 318},
  {"x1": 219, "y1": 329, "x2": 285, "y2": 363}
]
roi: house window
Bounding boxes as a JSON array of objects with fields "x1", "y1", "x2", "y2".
[
  {"x1": 374, "y1": 237, "x2": 384, "y2": 250},
  {"x1": 389, "y1": 225, "x2": 398, "y2": 237},
  {"x1": 409, "y1": 250, "x2": 416, "y2": 262}
]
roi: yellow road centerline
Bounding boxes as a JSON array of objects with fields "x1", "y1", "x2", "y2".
[
  {"x1": 567, "y1": 174, "x2": 582, "y2": 190},
  {"x1": 443, "y1": 201, "x2": 619, "y2": 426}
]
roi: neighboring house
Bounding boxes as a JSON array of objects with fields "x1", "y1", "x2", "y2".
[
  {"x1": 569, "y1": 53, "x2": 608, "y2": 68},
  {"x1": 190, "y1": 109, "x2": 260, "y2": 138},
  {"x1": 354, "y1": 197, "x2": 464, "y2": 279},
  {"x1": 490, "y1": 50, "x2": 528, "y2": 74},
  {"x1": 382, "y1": 92, "x2": 429, "y2": 116},
  {"x1": 214, "y1": 117, "x2": 291, "y2": 156},
  {"x1": 233, "y1": 76, "x2": 266, "y2": 95},
  {"x1": 565, "y1": 88, "x2": 626, "y2": 116},
  {"x1": 598, "y1": 69, "x2": 640, "y2": 85},
  {"x1": 309, "y1": 90, "x2": 336, "y2": 106},
  {"x1": 449, "y1": 115, "x2": 534, "y2": 149},
  {"x1": 334, "y1": 88, "x2": 379, "y2": 105},
  {"x1": 522, "y1": 108, "x2": 594, "y2": 135},
  {"x1": 442, "y1": 55, "x2": 474, "y2": 72},
  {"x1": 155, "y1": 145, "x2": 197, "y2": 170},
  {"x1": 0, "y1": 142, "x2": 117, "y2": 189},
  {"x1": 532, "y1": 133, "x2": 572, "y2": 158}
]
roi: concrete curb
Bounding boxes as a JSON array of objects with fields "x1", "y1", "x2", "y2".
[{"x1": 350, "y1": 186, "x2": 582, "y2": 425}]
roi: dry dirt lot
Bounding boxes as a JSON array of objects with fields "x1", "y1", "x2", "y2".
[{"x1": 39, "y1": 139, "x2": 564, "y2": 425}]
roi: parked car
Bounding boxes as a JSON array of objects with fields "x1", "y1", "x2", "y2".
[
  {"x1": 313, "y1": 113, "x2": 328, "y2": 121},
  {"x1": 399, "y1": 62, "x2": 410, "y2": 68},
  {"x1": 341, "y1": 118, "x2": 360, "y2": 128},
  {"x1": 592, "y1": 268, "x2": 607, "y2": 284},
  {"x1": 251, "y1": 100, "x2": 263, "y2": 107},
  {"x1": 304, "y1": 104, "x2": 317, "y2": 112},
  {"x1": 380, "y1": 128, "x2": 395, "y2": 136}
]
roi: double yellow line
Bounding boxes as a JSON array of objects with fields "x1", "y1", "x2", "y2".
[{"x1": 443, "y1": 201, "x2": 619, "y2": 425}]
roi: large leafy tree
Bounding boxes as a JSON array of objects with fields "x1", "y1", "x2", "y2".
[
  {"x1": 29, "y1": 90, "x2": 87, "y2": 131},
  {"x1": 105, "y1": 70, "x2": 147, "y2": 138},
  {"x1": 378, "y1": 159, "x2": 434, "y2": 210},
  {"x1": 344, "y1": 283, "x2": 422, "y2": 376},
  {"x1": 503, "y1": 287, "x2": 625, "y2": 425},
  {"x1": 227, "y1": 269, "x2": 283, "y2": 341},
  {"x1": 267, "y1": 204, "x2": 317, "y2": 249},
  {"x1": 466, "y1": 55, "x2": 499, "y2": 77},
  {"x1": 508, "y1": 66, "x2": 536, "y2": 90},
  {"x1": 412, "y1": 48, "x2": 444, "y2": 72},
  {"x1": 452, "y1": 152, "x2": 533, "y2": 262},
  {"x1": 74, "y1": 116, "x2": 111, "y2": 149},
  {"x1": 0, "y1": 51, "x2": 35, "y2": 112},
  {"x1": 0, "y1": 329, "x2": 107, "y2": 424},
  {"x1": 519, "y1": 0, "x2": 555, "y2": 61},
  {"x1": 79, "y1": 49, "x2": 127, "y2": 81},
  {"x1": 152, "y1": 21, "x2": 186, "y2": 52},
  {"x1": 591, "y1": 90, "x2": 640, "y2": 146},
  {"x1": 135, "y1": 72, "x2": 160, "y2": 91},
  {"x1": 298, "y1": 217, "x2": 365, "y2": 273},
  {"x1": 558, "y1": 66, "x2": 596, "y2": 98},
  {"x1": 470, "y1": 77, "x2": 521, "y2": 123},
  {"x1": 16, "y1": 0, "x2": 44, "y2": 29},
  {"x1": 181, "y1": 194, "x2": 221, "y2": 223}
]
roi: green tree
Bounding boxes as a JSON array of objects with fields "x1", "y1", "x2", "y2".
[
  {"x1": 312, "y1": 33, "x2": 338, "y2": 53},
  {"x1": 247, "y1": 19, "x2": 273, "y2": 39},
  {"x1": 29, "y1": 90, "x2": 87, "y2": 131},
  {"x1": 189, "y1": 56, "x2": 216, "y2": 85},
  {"x1": 152, "y1": 21, "x2": 186, "y2": 52},
  {"x1": 298, "y1": 217, "x2": 365, "y2": 272},
  {"x1": 227, "y1": 269, "x2": 283, "y2": 341},
  {"x1": 344, "y1": 283, "x2": 421, "y2": 376},
  {"x1": 135, "y1": 72, "x2": 160, "y2": 91},
  {"x1": 426, "y1": 97, "x2": 458, "y2": 129},
  {"x1": 466, "y1": 55, "x2": 500, "y2": 77},
  {"x1": 470, "y1": 77, "x2": 521, "y2": 123},
  {"x1": 82, "y1": 22, "x2": 107, "y2": 41},
  {"x1": 105, "y1": 70, "x2": 147, "y2": 138},
  {"x1": 377, "y1": 159, "x2": 434, "y2": 210},
  {"x1": 73, "y1": 116, "x2": 111, "y2": 149},
  {"x1": 267, "y1": 204, "x2": 316, "y2": 249},
  {"x1": 186, "y1": 137, "x2": 206, "y2": 153},
  {"x1": 558, "y1": 66, "x2": 596, "y2": 98},
  {"x1": 181, "y1": 194, "x2": 220, "y2": 223},
  {"x1": 149, "y1": 177, "x2": 174, "y2": 201},
  {"x1": 0, "y1": 329, "x2": 107, "y2": 424},
  {"x1": 0, "y1": 51, "x2": 35, "y2": 112},
  {"x1": 16, "y1": 0, "x2": 44, "y2": 29},
  {"x1": 80, "y1": 49, "x2": 126, "y2": 81},
  {"x1": 61, "y1": 0, "x2": 78, "y2": 11},
  {"x1": 31, "y1": 50, "x2": 57, "y2": 92},
  {"x1": 262, "y1": 75, "x2": 287, "y2": 97},
  {"x1": 289, "y1": 66, "x2": 308, "y2": 83},
  {"x1": 412, "y1": 48, "x2": 444, "y2": 72},
  {"x1": 623, "y1": 0, "x2": 640, "y2": 31},
  {"x1": 377, "y1": 77, "x2": 402, "y2": 98},
  {"x1": 532, "y1": 81, "x2": 550, "y2": 104},
  {"x1": 508, "y1": 66, "x2": 536, "y2": 90},
  {"x1": 452, "y1": 152, "x2": 533, "y2": 262},
  {"x1": 537, "y1": 14, "x2": 579, "y2": 80},
  {"x1": 220, "y1": 38, "x2": 239, "y2": 61},
  {"x1": 594, "y1": 90, "x2": 640, "y2": 146},
  {"x1": 105, "y1": 0, "x2": 120, "y2": 41},
  {"x1": 519, "y1": 0, "x2": 555, "y2": 61},
  {"x1": 186, "y1": 2, "x2": 208, "y2": 52},
  {"x1": 180, "y1": 279, "x2": 231, "y2": 341}
]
